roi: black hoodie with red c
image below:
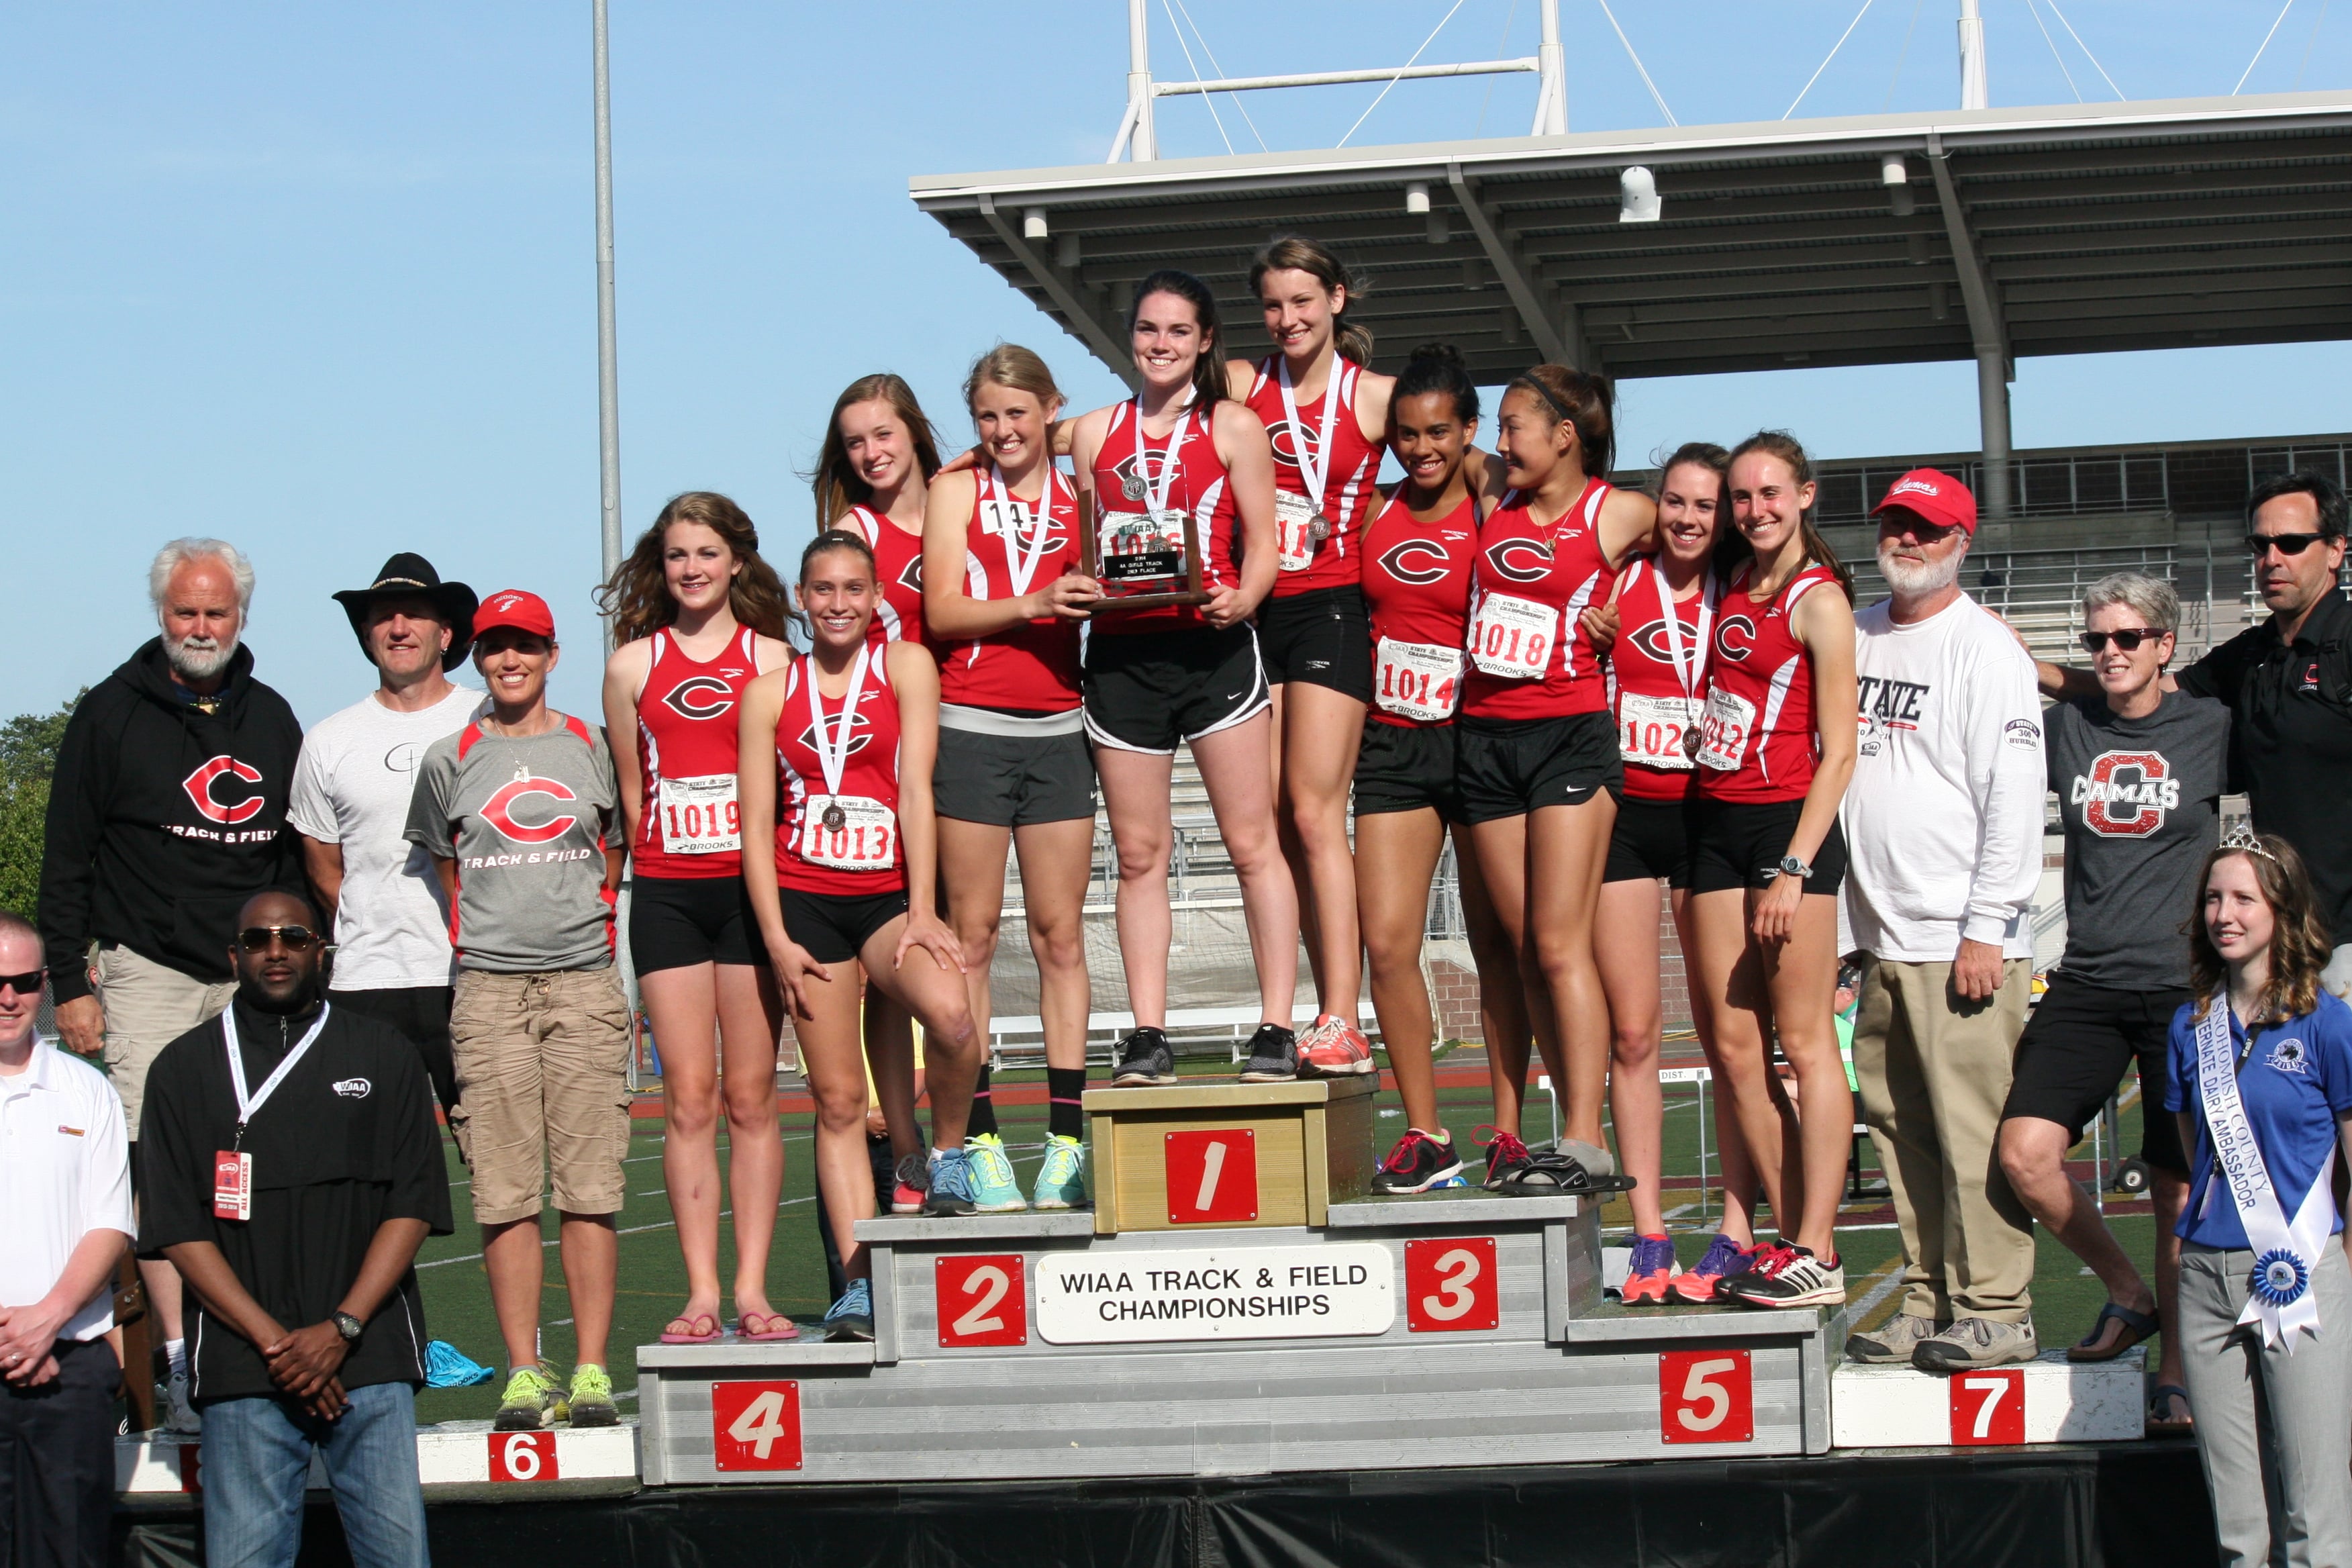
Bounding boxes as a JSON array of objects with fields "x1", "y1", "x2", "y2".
[{"x1": 40, "y1": 638, "x2": 305, "y2": 1000}]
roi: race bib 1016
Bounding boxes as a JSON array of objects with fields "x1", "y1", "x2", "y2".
[{"x1": 658, "y1": 773, "x2": 742, "y2": 854}]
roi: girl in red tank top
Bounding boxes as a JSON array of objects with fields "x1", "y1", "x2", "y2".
[
  {"x1": 1454, "y1": 366, "x2": 1657, "y2": 1198},
  {"x1": 738, "y1": 532, "x2": 983, "y2": 1325},
  {"x1": 920, "y1": 344, "x2": 1103, "y2": 1206},
  {"x1": 597, "y1": 492, "x2": 793, "y2": 1342},
  {"x1": 814, "y1": 375, "x2": 944, "y2": 648},
  {"x1": 1685, "y1": 432, "x2": 1859, "y2": 1310}
]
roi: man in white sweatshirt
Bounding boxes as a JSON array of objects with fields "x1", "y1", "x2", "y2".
[{"x1": 1841, "y1": 470, "x2": 2045, "y2": 1373}]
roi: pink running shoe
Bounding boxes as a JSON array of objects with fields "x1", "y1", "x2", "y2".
[{"x1": 1297, "y1": 1014, "x2": 1375, "y2": 1077}]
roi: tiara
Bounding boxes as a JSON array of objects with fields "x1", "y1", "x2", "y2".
[{"x1": 2221, "y1": 823, "x2": 2278, "y2": 862}]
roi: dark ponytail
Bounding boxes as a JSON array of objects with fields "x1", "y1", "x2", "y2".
[
  {"x1": 1129, "y1": 268, "x2": 1228, "y2": 414},
  {"x1": 1506, "y1": 364, "x2": 1616, "y2": 479},
  {"x1": 1392, "y1": 342, "x2": 1479, "y2": 425},
  {"x1": 1251, "y1": 235, "x2": 1374, "y2": 365}
]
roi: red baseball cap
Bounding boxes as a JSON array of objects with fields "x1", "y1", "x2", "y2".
[
  {"x1": 1871, "y1": 468, "x2": 1978, "y2": 535},
  {"x1": 471, "y1": 589, "x2": 556, "y2": 640}
]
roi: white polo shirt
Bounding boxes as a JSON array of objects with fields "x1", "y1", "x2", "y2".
[{"x1": 0, "y1": 1041, "x2": 134, "y2": 1340}]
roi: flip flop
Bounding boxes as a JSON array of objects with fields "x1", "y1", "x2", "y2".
[
  {"x1": 2147, "y1": 1384, "x2": 2194, "y2": 1435},
  {"x1": 736, "y1": 1311, "x2": 801, "y2": 1343},
  {"x1": 658, "y1": 1312, "x2": 722, "y2": 1345},
  {"x1": 2067, "y1": 1301, "x2": 2158, "y2": 1363}
]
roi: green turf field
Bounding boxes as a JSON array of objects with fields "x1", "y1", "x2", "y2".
[{"x1": 409, "y1": 1056, "x2": 2172, "y2": 1424}]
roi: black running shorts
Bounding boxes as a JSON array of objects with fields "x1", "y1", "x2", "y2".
[
  {"x1": 1687, "y1": 797, "x2": 1847, "y2": 896},
  {"x1": 1454, "y1": 711, "x2": 1622, "y2": 824},
  {"x1": 934, "y1": 724, "x2": 1097, "y2": 828},
  {"x1": 1604, "y1": 796, "x2": 1694, "y2": 887},
  {"x1": 630, "y1": 874, "x2": 762, "y2": 973},
  {"x1": 1084, "y1": 623, "x2": 1271, "y2": 755},
  {"x1": 2002, "y1": 973, "x2": 2190, "y2": 1175},
  {"x1": 780, "y1": 886, "x2": 910, "y2": 965},
  {"x1": 1353, "y1": 718, "x2": 1463, "y2": 821},
  {"x1": 1257, "y1": 585, "x2": 1374, "y2": 701}
]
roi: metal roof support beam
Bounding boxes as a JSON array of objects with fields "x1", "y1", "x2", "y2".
[
  {"x1": 1928, "y1": 134, "x2": 2015, "y2": 519},
  {"x1": 976, "y1": 195, "x2": 1139, "y2": 389},
  {"x1": 1447, "y1": 162, "x2": 1569, "y2": 364}
]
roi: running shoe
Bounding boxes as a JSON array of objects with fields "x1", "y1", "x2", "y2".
[
  {"x1": 1620, "y1": 1234, "x2": 1676, "y2": 1304},
  {"x1": 1844, "y1": 1312, "x2": 1947, "y2": 1365},
  {"x1": 889, "y1": 1152, "x2": 929, "y2": 1216},
  {"x1": 1477, "y1": 1126, "x2": 1535, "y2": 1191},
  {"x1": 493, "y1": 1365, "x2": 567, "y2": 1432},
  {"x1": 1111, "y1": 1027, "x2": 1177, "y2": 1086},
  {"x1": 1716, "y1": 1239, "x2": 1796, "y2": 1302},
  {"x1": 1370, "y1": 1128, "x2": 1465, "y2": 1194},
  {"x1": 1669, "y1": 1233, "x2": 1753, "y2": 1306},
  {"x1": 1031, "y1": 1133, "x2": 1089, "y2": 1210},
  {"x1": 1727, "y1": 1246, "x2": 1845, "y2": 1309},
  {"x1": 923, "y1": 1146, "x2": 978, "y2": 1217},
  {"x1": 1297, "y1": 1014, "x2": 1376, "y2": 1077},
  {"x1": 822, "y1": 1279, "x2": 875, "y2": 1342},
  {"x1": 963, "y1": 1132, "x2": 1028, "y2": 1213},
  {"x1": 567, "y1": 1363, "x2": 618, "y2": 1428},
  {"x1": 1910, "y1": 1316, "x2": 2038, "y2": 1373},
  {"x1": 1237, "y1": 1023, "x2": 1300, "y2": 1083},
  {"x1": 162, "y1": 1371, "x2": 201, "y2": 1435}
]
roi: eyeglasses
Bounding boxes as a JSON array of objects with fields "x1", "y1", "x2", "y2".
[
  {"x1": 237, "y1": 925, "x2": 319, "y2": 952},
  {"x1": 0, "y1": 969, "x2": 44, "y2": 995},
  {"x1": 2245, "y1": 532, "x2": 2330, "y2": 557},
  {"x1": 2079, "y1": 628, "x2": 2167, "y2": 653}
]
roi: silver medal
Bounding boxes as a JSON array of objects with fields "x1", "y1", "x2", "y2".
[
  {"x1": 1682, "y1": 725, "x2": 1703, "y2": 758},
  {"x1": 1308, "y1": 511, "x2": 1334, "y2": 542},
  {"x1": 822, "y1": 802, "x2": 847, "y2": 833},
  {"x1": 1122, "y1": 472, "x2": 1148, "y2": 502}
]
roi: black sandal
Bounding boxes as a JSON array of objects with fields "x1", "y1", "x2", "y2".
[
  {"x1": 2068, "y1": 1301, "x2": 2158, "y2": 1363},
  {"x1": 2147, "y1": 1384, "x2": 2193, "y2": 1435},
  {"x1": 1496, "y1": 1147, "x2": 1640, "y2": 1195}
]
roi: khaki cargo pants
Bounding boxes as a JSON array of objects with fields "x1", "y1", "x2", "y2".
[{"x1": 449, "y1": 967, "x2": 631, "y2": 1225}]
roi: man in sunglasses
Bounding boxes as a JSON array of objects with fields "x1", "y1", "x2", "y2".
[
  {"x1": 135, "y1": 890, "x2": 450, "y2": 1568},
  {"x1": 2037, "y1": 471, "x2": 2352, "y2": 993},
  {"x1": 0, "y1": 912, "x2": 133, "y2": 1568},
  {"x1": 2002, "y1": 573, "x2": 2225, "y2": 1433}
]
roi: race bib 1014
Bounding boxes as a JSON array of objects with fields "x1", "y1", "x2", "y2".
[{"x1": 1375, "y1": 637, "x2": 1464, "y2": 722}]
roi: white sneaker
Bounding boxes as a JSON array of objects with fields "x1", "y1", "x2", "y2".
[{"x1": 162, "y1": 1371, "x2": 201, "y2": 1434}]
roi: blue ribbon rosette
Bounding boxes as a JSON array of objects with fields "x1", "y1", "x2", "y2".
[{"x1": 2251, "y1": 1248, "x2": 2310, "y2": 1309}]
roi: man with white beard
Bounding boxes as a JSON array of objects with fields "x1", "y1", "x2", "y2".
[
  {"x1": 39, "y1": 537, "x2": 303, "y2": 1432},
  {"x1": 1838, "y1": 472, "x2": 2047, "y2": 1374}
]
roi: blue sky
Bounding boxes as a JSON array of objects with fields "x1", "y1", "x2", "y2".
[{"x1": 5, "y1": 1, "x2": 2346, "y2": 725}]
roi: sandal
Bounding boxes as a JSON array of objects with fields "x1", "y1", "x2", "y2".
[
  {"x1": 658, "y1": 1312, "x2": 722, "y2": 1345},
  {"x1": 2147, "y1": 1384, "x2": 2194, "y2": 1436},
  {"x1": 2068, "y1": 1301, "x2": 2159, "y2": 1363},
  {"x1": 1496, "y1": 1146, "x2": 1640, "y2": 1196},
  {"x1": 736, "y1": 1311, "x2": 801, "y2": 1343}
]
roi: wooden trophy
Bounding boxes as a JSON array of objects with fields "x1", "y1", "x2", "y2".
[{"x1": 1080, "y1": 489, "x2": 1211, "y2": 613}]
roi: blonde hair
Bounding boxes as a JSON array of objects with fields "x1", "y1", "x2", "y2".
[{"x1": 962, "y1": 342, "x2": 1064, "y2": 414}]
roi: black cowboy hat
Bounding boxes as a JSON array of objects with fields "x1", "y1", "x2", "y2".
[{"x1": 331, "y1": 553, "x2": 479, "y2": 672}]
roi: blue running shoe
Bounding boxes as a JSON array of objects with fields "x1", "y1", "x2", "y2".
[
  {"x1": 924, "y1": 1146, "x2": 978, "y2": 1216},
  {"x1": 1622, "y1": 1234, "x2": 1677, "y2": 1304},
  {"x1": 1031, "y1": 1134, "x2": 1089, "y2": 1210},
  {"x1": 964, "y1": 1133, "x2": 1027, "y2": 1212},
  {"x1": 1673, "y1": 1232, "x2": 1757, "y2": 1306},
  {"x1": 822, "y1": 1279, "x2": 874, "y2": 1342}
]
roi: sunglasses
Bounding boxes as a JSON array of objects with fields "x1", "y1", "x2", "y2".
[
  {"x1": 2245, "y1": 532, "x2": 2330, "y2": 557},
  {"x1": 2079, "y1": 628, "x2": 2167, "y2": 653},
  {"x1": 237, "y1": 924, "x2": 320, "y2": 952},
  {"x1": 0, "y1": 969, "x2": 44, "y2": 995}
]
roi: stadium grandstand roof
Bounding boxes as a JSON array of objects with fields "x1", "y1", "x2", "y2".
[{"x1": 909, "y1": 89, "x2": 2352, "y2": 387}]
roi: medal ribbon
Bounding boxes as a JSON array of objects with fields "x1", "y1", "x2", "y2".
[
  {"x1": 804, "y1": 644, "x2": 874, "y2": 809},
  {"x1": 223, "y1": 1002, "x2": 334, "y2": 1148},
  {"x1": 1657, "y1": 565, "x2": 1718, "y2": 705},
  {"x1": 989, "y1": 464, "x2": 1060, "y2": 599},
  {"x1": 2192, "y1": 999, "x2": 2337, "y2": 1349},
  {"x1": 1275, "y1": 356, "x2": 1340, "y2": 519},
  {"x1": 1130, "y1": 397, "x2": 1191, "y2": 517}
]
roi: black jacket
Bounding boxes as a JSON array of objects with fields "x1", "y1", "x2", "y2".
[{"x1": 40, "y1": 639, "x2": 305, "y2": 1000}]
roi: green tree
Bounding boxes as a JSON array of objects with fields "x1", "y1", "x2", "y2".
[{"x1": 0, "y1": 692, "x2": 84, "y2": 921}]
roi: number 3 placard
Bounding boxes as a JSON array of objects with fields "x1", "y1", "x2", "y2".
[
  {"x1": 936, "y1": 1254, "x2": 1027, "y2": 1347},
  {"x1": 712, "y1": 1379, "x2": 803, "y2": 1472},
  {"x1": 1659, "y1": 1349, "x2": 1754, "y2": 1444},
  {"x1": 1404, "y1": 1237, "x2": 1500, "y2": 1332}
]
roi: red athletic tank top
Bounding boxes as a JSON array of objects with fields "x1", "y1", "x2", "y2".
[
  {"x1": 1695, "y1": 561, "x2": 1842, "y2": 804},
  {"x1": 773, "y1": 648, "x2": 906, "y2": 896},
  {"x1": 632, "y1": 626, "x2": 761, "y2": 880},
  {"x1": 937, "y1": 467, "x2": 1083, "y2": 713},
  {"x1": 843, "y1": 505, "x2": 926, "y2": 646},
  {"x1": 1359, "y1": 489, "x2": 1481, "y2": 728},
  {"x1": 1244, "y1": 354, "x2": 1383, "y2": 595},
  {"x1": 1087, "y1": 400, "x2": 1238, "y2": 634},
  {"x1": 1610, "y1": 556, "x2": 1718, "y2": 804},
  {"x1": 1461, "y1": 478, "x2": 1619, "y2": 721}
]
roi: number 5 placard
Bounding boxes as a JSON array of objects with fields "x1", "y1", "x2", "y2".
[
  {"x1": 936, "y1": 1254, "x2": 1027, "y2": 1346},
  {"x1": 1659, "y1": 1349, "x2": 1754, "y2": 1444}
]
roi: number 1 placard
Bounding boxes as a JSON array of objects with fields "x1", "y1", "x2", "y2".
[{"x1": 1163, "y1": 1128, "x2": 1259, "y2": 1224}]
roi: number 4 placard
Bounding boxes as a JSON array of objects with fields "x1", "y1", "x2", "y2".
[
  {"x1": 936, "y1": 1254, "x2": 1027, "y2": 1346},
  {"x1": 1659, "y1": 1349, "x2": 1754, "y2": 1444},
  {"x1": 712, "y1": 1380, "x2": 802, "y2": 1472}
]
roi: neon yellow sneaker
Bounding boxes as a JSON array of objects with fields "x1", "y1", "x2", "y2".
[
  {"x1": 568, "y1": 1363, "x2": 618, "y2": 1428},
  {"x1": 493, "y1": 1365, "x2": 567, "y2": 1431}
]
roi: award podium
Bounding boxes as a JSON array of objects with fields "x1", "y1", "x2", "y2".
[{"x1": 635, "y1": 1077, "x2": 1839, "y2": 1485}]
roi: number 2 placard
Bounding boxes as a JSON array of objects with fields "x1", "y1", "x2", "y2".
[
  {"x1": 1659, "y1": 1349, "x2": 1754, "y2": 1444},
  {"x1": 936, "y1": 1254, "x2": 1027, "y2": 1347},
  {"x1": 712, "y1": 1380, "x2": 803, "y2": 1472}
]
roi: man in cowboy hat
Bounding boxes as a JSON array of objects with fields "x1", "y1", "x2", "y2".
[{"x1": 287, "y1": 554, "x2": 480, "y2": 1119}]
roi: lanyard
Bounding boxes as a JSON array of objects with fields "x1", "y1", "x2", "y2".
[
  {"x1": 803, "y1": 644, "x2": 874, "y2": 802},
  {"x1": 989, "y1": 464, "x2": 1060, "y2": 599},
  {"x1": 222, "y1": 1003, "x2": 332, "y2": 1148},
  {"x1": 1275, "y1": 356, "x2": 1339, "y2": 516},
  {"x1": 1657, "y1": 566, "x2": 1718, "y2": 703},
  {"x1": 1130, "y1": 398, "x2": 1191, "y2": 516}
]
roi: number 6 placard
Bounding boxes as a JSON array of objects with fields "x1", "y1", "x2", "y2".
[
  {"x1": 936, "y1": 1254, "x2": 1028, "y2": 1347},
  {"x1": 1659, "y1": 1349, "x2": 1754, "y2": 1444}
]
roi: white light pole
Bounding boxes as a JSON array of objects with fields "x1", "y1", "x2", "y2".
[
  {"x1": 1958, "y1": 0, "x2": 1989, "y2": 109},
  {"x1": 1533, "y1": 0, "x2": 1567, "y2": 135},
  {"x1": 593, "y1": 0, "x2": 624, "y2": 590},
  {"x1": 1126, "y1": 0, "x2": 1157, "y2": 161}
]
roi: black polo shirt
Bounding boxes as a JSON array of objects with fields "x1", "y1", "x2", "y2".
[
  {"x1": 137, "y1": 997, "x2": 453, "y2": 1405},
  {"x1": 2178, "y1": 585, "x2": 2352, "y2": 943}
]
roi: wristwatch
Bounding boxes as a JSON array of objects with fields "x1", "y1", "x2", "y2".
[
  {"x1": 1763, "y1": 854, "x2": 1814, "y2": 884},
  {"x1": 331, "y1": 1311, "x2": 364, "y2": 1342}
]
